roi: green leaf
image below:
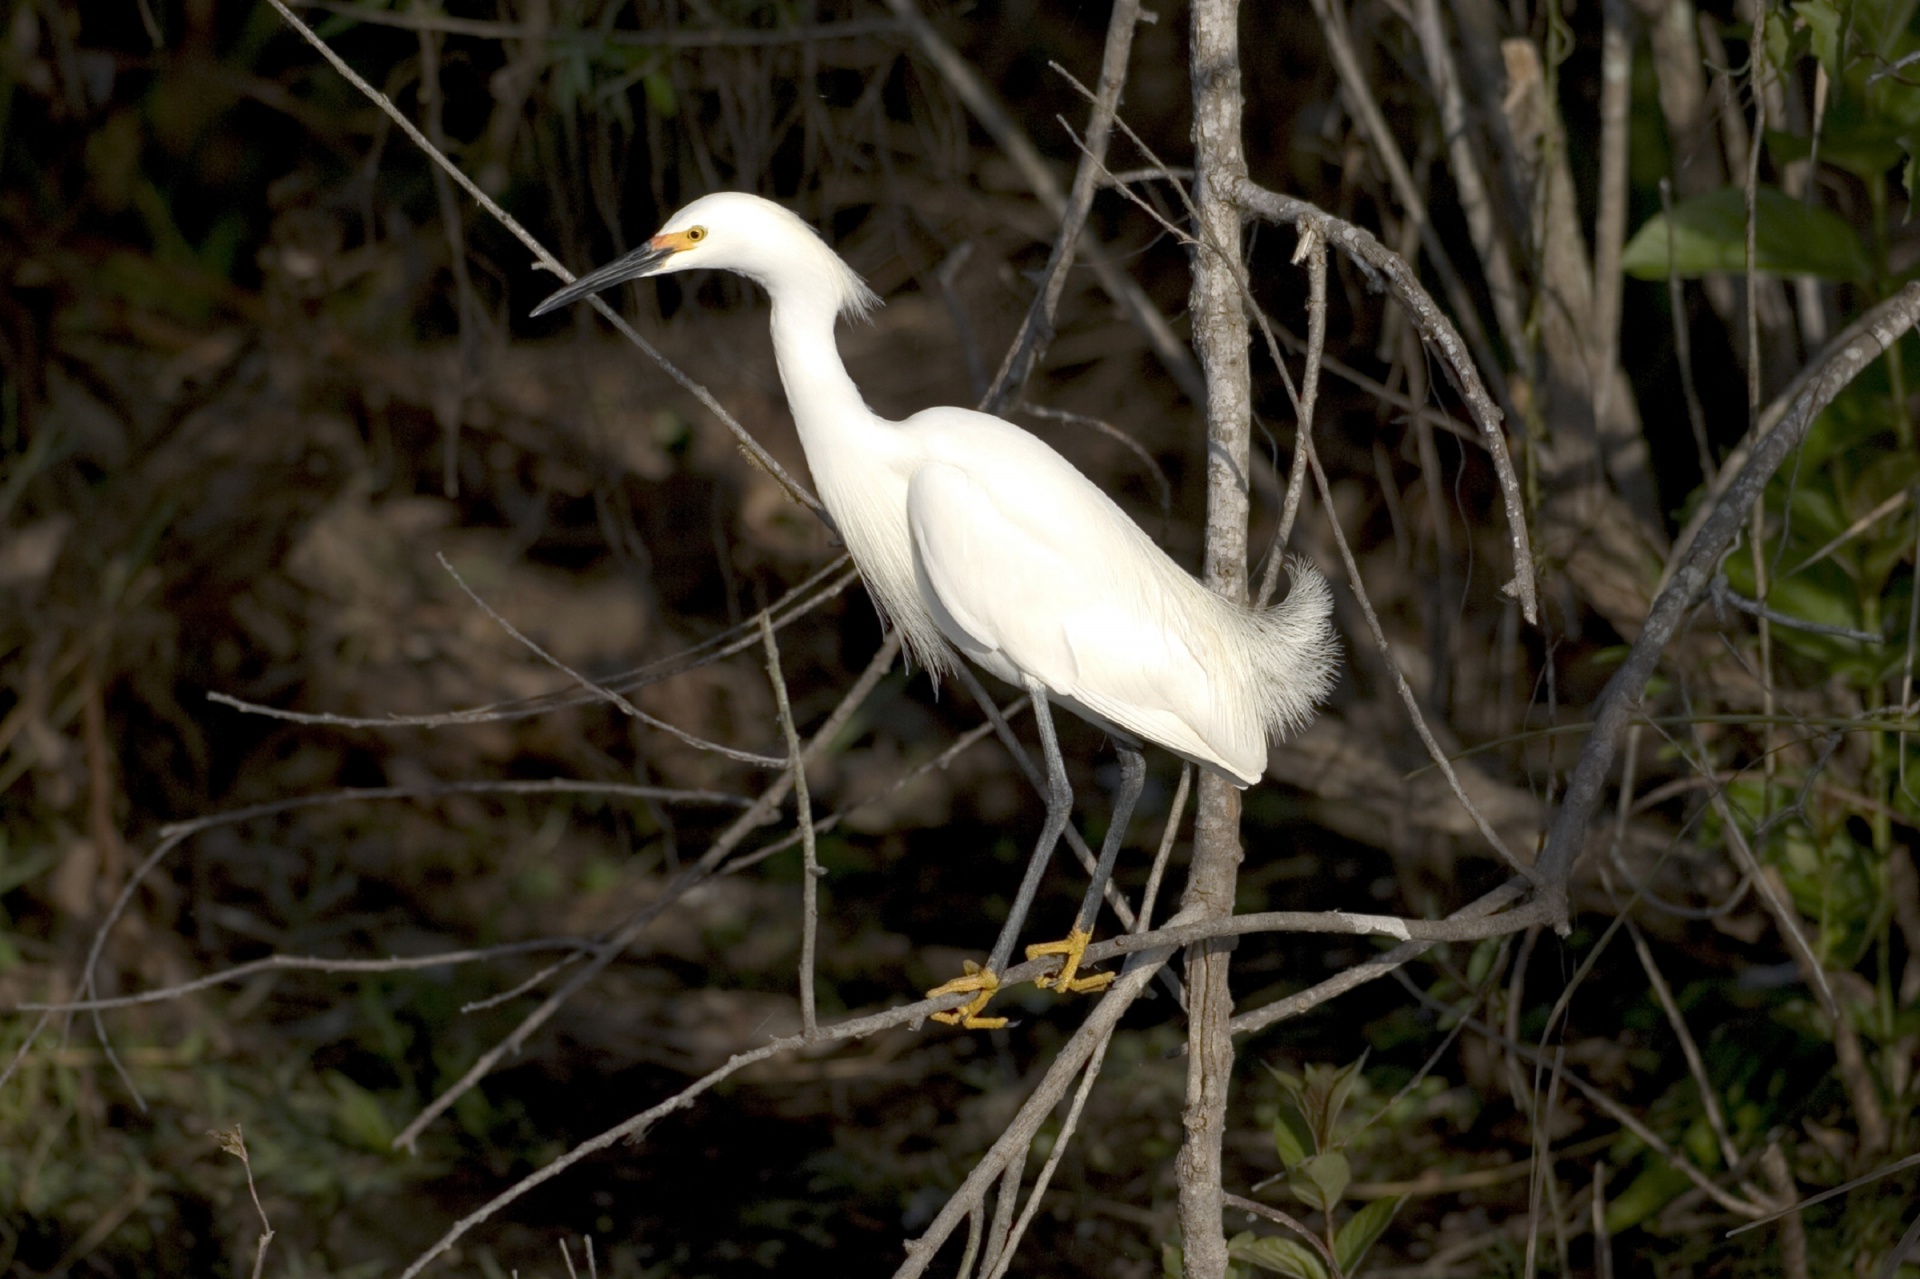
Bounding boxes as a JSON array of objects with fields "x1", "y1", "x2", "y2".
[
  {"x1": 1621, "y1": 187, "x2": 1873, "y2": 281},
  {"x1": 1765, "y1": 4, "x2": 1802, "y2": 76},
  {"x1": 1326, "y1": 1056, "x2": 1365, "y2": 1128},
  {"x1": 1466, "y1": 936, "x2": 1501, "y2": 988},
  {"x1": 1795, "y1": 0, "x2": 1844, "y2": 77},
  {"x1": 1605, "y1": 1159, "x2": 1693, "y2": 1234},
  {"x1": 1767, "y1": 122, "x2": 1908, "y2": 183},
  {"x1": 1335, "y1": 1197, "x2": 1404, "y2": 1273},
  {"x1": 1288, "y1": 1152, "x2": 1352, "y2": 1213},
  {"x1": 1301, "y1": 1055, "x2": 1366, "y2": 1150},
  {"x1": 1262, "y1": 1061, "x2": 1305, "y2": 1101},
  {"x1": 1274, "y1": 1104, "x2": 1314, "y2": 1168},
  {"x1": 1228, "y1": 1231, "x2": 1330, "y2": 1279},
  {"x1": 325, "y1": 1072, "x2": 395, "y2": 1151},
  {"x1": 1163, "y1": 1242, "x2": 1185, "y2": 1279}
]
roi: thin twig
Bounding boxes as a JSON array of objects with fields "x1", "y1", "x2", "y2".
[
  {"x1": 1134, "y1": 764, "x2": 1191, "y2": 934},
  {"x1": 1222, "y1": 1195, "x2": 1339, "y2": 1272},
  {"x1": 1293, "y1": 418, "x2": 1534, "y2": 878},
  {"x1": 1538, "y1": 283, "x2": 1920, "y2": 924},
  {"x1": 980, "y1": 1162, "x2": 1021, "y2": 1278},
  {"x1": 895, "y1": 939, "x2": 1179, "y2": 1278},
  {"x1": 398, "y1": 967, "x2": 1104, "y2": 1279},
  {"x1": 390, "y1": 636, "x2": 902, "y2": 1153},
  {"x1": 212, "y1": 1126, "x2": 275, "y2": 1279},
  {"x1": 262, "y1": 0, "x2": 826, "y2": 518},
  {"x1": 1019, "y1": 403, "x2": 1173, "y2": 521},
  {"x1": 297, "y1": 0, "x2": 904, "y2": 46},
  {"x1": 1622, "y1": 915, "x2": 1741, "y2": 1171},
  {"x1": 1394, "y1": 973, "x2": 1766, "y2": 1220},
  {"x1": 760, "y1": 612, "x2": 821, "y2": 1036},
  {"x1": 1711, "y1": 576, "x2": 1883, "y2": 643},
  {"x1": 1592, "y1": 0, "x2": 1634, "y2": 435},
  {"x1": 985, "y1": 1023, "x2": 1113, "y2": 1279},
  {"x1": 1725, "y1": 1151, "x2": 1920, "y2": 1236},
  {"x1": 956, "y1": 1206, "x2": 984, "y2": 1279},
  {"x1": 438, "y1": 552, "x2": 786, "y2": 765},
  {"x1": 978, "y1": 0, "x2": 1142, "y2": 413},
  {"x1": 1661, "y1": 177, "x2": 1716, "y2": 481},
  {"x1": 1229, "y1": 877, "x2": 1531, "y2": 1037},
  {"x1": 1304, "y1": 0, "x2": 1513, "y2": 425},
  {"x1": 1228, "y1": 180, "x2": 1538, "y2": 625},
  {"x1": 22, "y1": 939, "x2": 596, "y2": 1013},
  {"x1": 1255, "y1": 228, "x2": 1324, "y2": 608},
  {"x1": 207, "y1": 560, "x2": 859, "y2": 731},
  {"x1": 882, "y1": 0, "x2": 1205, "y2": 402}
]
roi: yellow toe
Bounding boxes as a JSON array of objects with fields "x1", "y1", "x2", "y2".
[
  {"x1": 1025, "y1": 926, "x2": 1108, "y2": 993},
  {"x1": 926, "y1": 962, "x2": 1006, "y2": 1029}
]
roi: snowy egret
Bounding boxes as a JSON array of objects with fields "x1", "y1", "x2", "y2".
[{"x1": 533, "y1": 193, "x2": 1338, "y2": 1028}]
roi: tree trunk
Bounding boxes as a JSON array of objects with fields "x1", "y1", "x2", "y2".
[{"x1": 1176, "y1": 1, "x2": 1252, "y2": 1274}]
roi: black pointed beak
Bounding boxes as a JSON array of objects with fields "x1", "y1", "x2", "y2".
[{"x1": 530, "y1": 241, "x2": 675, "y2": 317}]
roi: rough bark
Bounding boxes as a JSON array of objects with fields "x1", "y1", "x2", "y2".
[{"x1": 1177, "y1": 1, "x2": 1253, "y2": 1274}]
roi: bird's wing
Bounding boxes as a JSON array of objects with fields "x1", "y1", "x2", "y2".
[{"x1": 906, "y1": 458, "x2": 1248, "y2": 778}]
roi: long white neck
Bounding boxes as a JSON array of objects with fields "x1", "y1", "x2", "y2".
[
  {"x1": 759, "y1": 274, "x2": 953, "y2": 674},
  {"x1": 767, "y1": 292, "x2": 882, "y2": 467}
]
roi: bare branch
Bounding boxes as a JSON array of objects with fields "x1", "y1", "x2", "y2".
[
  {"x1": 1621, "y1": 916, "x2": 1741, "y2": 1172},
  {"x1": 984, "y1": 1027, "x2": 1117, "y2": 1279},
  {"x1": 294, "y1": 0, "x2": 905, "y2": 47},
  {"x1": 1230, "y1": 878, "x2": 1531, "y2": 1037},
  {"x1": 389, "y1": 636, "x2": 902, "y2": 1152},
  {"x1": 437, "y1": 552, "x2": 786, "y2": 766},
  {"x1": 1222, "y1": 1195, "x2": 1338, "y2": 1272},
  {"x1": 207, "y1": 559, "x2": 859, "y2": 730},
  {"x1": 895, "y1": 942, "x2": 1179, "y2": 1278},
  {"x1": 1537, "y1": 282, "x2": 1920, "y2": 925},
  {"x1": 978, "y1": 0, "x2": 1143, "y2": 413},
  {"x1": 262, "y1": 0, "x2": 826, "y2": 518},
  {"x1": 759, "y1": 612, "x2": 822, "y2": 1036},
  {"x1": 1180, "y1": 1, "x2": 1257, "y2": 1269},
  {"x1": 21, "y1": 939, "x2": 595, "y2": 1013},
  {"x1": 1228, "y1": 178, "x2": 1539, "y2": 625},
  {"x1": 211, "y1": 1125, "x2": 276, "y2": 1279},
  {"x1": 1395, "y1": 972, "x2": 1767, "y2": 1220},
  {"x1": 1290, "y1": 414, "x2": 1534, "y2": 879},
  {"x1": 882, "y1": 0, "x2": 1205, "y2": 403}
]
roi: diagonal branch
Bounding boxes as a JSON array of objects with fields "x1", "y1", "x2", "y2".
[
  {"x1": 978, "y1": 0, "x2": 1143, "y2": 414},
  {"x1": 1535, "y1": 282, "x2": 1920, "y2": 926}
]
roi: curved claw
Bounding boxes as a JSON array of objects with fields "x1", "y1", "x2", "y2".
[
  {"x1": 926, "y1": 960, "x2": 1008, "y2": 1030},
  {"x1": 1025, "y1": 927, "x2": 1114, "y2": 994}
]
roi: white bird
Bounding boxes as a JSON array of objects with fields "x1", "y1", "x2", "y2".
[{"x1": 533, "y1": 193, "x2": 1338, "y2": 1027}]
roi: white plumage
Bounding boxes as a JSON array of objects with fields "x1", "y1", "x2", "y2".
[{"x1": 534, "y1": 192, "x2": 1339, "y2": 1024}]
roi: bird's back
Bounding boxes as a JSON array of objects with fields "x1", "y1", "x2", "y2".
[{"x1": 899, "y1": 408, "x2": 1336, "y2": 784}]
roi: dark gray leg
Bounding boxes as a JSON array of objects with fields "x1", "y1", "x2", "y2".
[
  {"x1": 1029, "y1": 743, "x2": 1145, "y2": 991},
  {"x1": 986, "y1": 686, "x2": 1073, "y2": 974},
  {"x1": 929, "y1": 683, "x2": 1072, "y2": 1028},
  {"x1": 1075, "y1": 746, "x2": 1146, "y2": 939}
]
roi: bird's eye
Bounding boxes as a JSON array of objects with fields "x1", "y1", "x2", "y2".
[{"x1": 686, "y1": 227, "x2": 706, "y2": 243}]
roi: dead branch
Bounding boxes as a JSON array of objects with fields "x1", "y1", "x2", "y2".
[
  {"x1": 978, "y1": 0, "x2": 1143, "y2": 413},
  {"x1": 1536, "y1": 282, "x2": 1920, "y2": 926},
  {"x1": 1228, "y1": 177, "x2": 1539, "y2": 625},
  {"x1": 881, "y1": 0, "x2": 1204, "y2": 403},
  {"x1": 1179, "y1": 1, "x2": 1257, "y2": 1272}
]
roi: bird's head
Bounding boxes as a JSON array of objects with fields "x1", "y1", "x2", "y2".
[{"x1": 531, "y1": 192, "x2": 880, "y2": 321}]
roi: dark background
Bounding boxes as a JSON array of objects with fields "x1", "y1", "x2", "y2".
[{"x1": 2, "y1": 1, "x2": 1916, "y2": 1276}]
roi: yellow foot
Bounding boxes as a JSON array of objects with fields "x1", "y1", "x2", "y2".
[
  {"x1": 926, "y1": 960, "x2": 1008, "y2": 1030},
  {"x1": 1026, "y1": 927, "x2": 1115, "y2": 994}
]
